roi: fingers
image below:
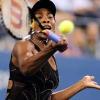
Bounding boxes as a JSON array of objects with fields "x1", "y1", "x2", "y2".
[
  {"x1": 58, "y1": 39, "x2": 68, "y2": 46},
  {"x1": 92, "y1": 84, "x2": 100, "y2": 90},
  {"x1": 91, "y1": 76, "x2": 95, "y2": 80},
  {"x1": 83, "y1": 75, "x2": 100, "y2": 90},
  {"x1": 84, "y1": 75, "x2": 95, "y2": 80},
  {"x1": 47, "y1": 40, "x2": 55, "y2": 47},
  {"x1": 92, "y1": 80, "x2": 100, "y2": 90}
]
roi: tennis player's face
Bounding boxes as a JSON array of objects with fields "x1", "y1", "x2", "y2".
[{"x1": 33, "y1": 8, "x2": 56, "y2": 32}]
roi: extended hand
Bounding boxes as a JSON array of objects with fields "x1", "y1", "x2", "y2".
[
  {"x1": 81, "y1": 75, "x2": 100, "y2": 90},
  {"x1": 56, "y1": 38, "x2": 68, "y2": 52}
]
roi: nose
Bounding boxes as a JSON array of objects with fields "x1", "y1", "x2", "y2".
[
  {"x1": 43, "y1": 20, "x2": 49, "y2": 23},
  {"x1": 42, "y1": 16, "x2": 50, "y2": 23}
]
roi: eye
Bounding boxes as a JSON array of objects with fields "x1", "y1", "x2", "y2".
[
  {"x1": 35, "y1": 14, "x2": 42, "y2": 19},
  {"x1": 48, "y1": 14, "x2": 54, "y2": 19}
]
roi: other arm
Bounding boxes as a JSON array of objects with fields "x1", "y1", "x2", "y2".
[{"x1": 51, "y1": 75, "x2": 100, "y2": 100}]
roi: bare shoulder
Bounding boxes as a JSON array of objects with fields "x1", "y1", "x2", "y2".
[
  {"x1": 12, "y1": 40, "x2": 35, "y2": 56},
  {"x1": 13, "y1": 40, "x2": 29, "y2": 50}
]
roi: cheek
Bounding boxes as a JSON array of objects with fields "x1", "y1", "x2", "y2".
[{"x1": 51, "y1": 20, "x2": 56, "y2": 30}]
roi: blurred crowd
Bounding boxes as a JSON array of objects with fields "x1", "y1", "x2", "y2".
[{"x1": 0, "y1": 0, "x2": 100, "y2": 59}]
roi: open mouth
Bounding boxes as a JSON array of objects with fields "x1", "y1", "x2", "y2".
[{"x1": 43, "y1": 25, "x2": 51, "y2": 30}]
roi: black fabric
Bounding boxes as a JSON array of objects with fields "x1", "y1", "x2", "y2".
[
  {"x1": 6, "y1": 52, "x2": 59, "y2": 100},
  {"x1": 6, "y1": 84, "x2": 37, "y2": 100}
]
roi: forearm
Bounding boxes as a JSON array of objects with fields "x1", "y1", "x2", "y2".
[
  {"x1": 21, "y1": 44, "x2": 57, "y2": 75},
  {"x1": 51, "y1": 80, "x2": 86, "y2": 100}
]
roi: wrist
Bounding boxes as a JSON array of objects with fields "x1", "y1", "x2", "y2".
[{"x1": 79, "y1": 79, "x2": 88, "y2": 89}]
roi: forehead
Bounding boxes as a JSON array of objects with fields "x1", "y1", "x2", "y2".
[{"x1": 34, "y1": 8, "x2": 53, "y2": 15}]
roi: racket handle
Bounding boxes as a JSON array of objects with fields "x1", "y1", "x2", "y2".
[{"x1": 43, "y1": 30, "x2": 61, "y2": 42}]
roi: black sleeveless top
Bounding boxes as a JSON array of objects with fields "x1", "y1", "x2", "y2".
[{"x1": 8, "y1": 51, "x2": 59, "y2": 100}]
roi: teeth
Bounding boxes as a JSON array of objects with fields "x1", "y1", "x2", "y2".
[
  {"x1": 44, "y1": 27, "x2": 51, "y2": 29},
  {"x1": 43, "y1": 25, "x2": 51, "y2": 29}
]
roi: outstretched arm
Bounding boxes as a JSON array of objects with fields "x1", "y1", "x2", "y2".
[
  {"x1": 12, "y1": 36, "x2": 67, "y2": 76},
  {"x1": 51, "y1": 75, "x2": 100, "y2": 100}
]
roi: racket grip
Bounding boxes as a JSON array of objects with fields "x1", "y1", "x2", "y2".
[{"x1": 43, "y1": 30, "x2": 61, "y2": 42}]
